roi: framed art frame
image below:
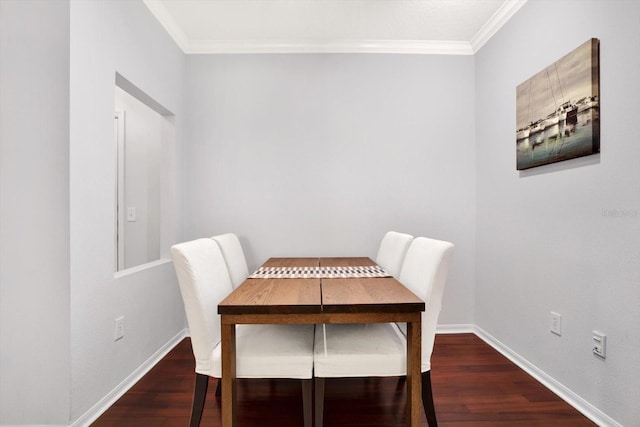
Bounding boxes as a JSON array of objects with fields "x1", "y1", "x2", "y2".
[{"x1": 516, "y1": 38, "x2": 600, "y2": 170}]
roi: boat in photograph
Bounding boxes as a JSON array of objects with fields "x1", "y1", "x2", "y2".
[
  {"x1": 529, "y1": 119, "x2": 545, "y2": 135},
  {"x1": 516, "y1": 126, "x2": 530, "y2": 140}
]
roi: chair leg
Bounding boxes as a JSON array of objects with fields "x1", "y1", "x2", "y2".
[
  {"x1": 190, "y1": 373, "x2": 209, "y2": 427},
  {"x1": 421, "y1": 371, "x2": 438, "y2": 427},
  {"x1": 301, "y1": 379, "x2": 312, "y2": 427},
  {"x1": 314, "y1": 377, "x2": 325, "y2": 427}
]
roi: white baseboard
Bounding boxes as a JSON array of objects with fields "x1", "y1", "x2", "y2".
[
  {"x1": 471, "y1": 325, "x2": 621, "y2": 427},
  {"x1": 436, "y1": 323, "x2": 475, "y2": 334},
  {"x1": 70, "y1": 329, "x2": 188, "y2": 427}
]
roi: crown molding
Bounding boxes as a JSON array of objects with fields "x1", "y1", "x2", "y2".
[
  {"x1": 470, "y1": 0, "x2": 528, "y2": 53},
  {"x1": 144, "y1": 0, "x2": 526, "y2": 55},
  {"x1": 184, "y1": 39, "x2": 474, "y2": 55}
]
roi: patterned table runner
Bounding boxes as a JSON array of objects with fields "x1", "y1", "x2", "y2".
[{"x1": 249, "y1": 265, "x2": 390, "y2": 279}]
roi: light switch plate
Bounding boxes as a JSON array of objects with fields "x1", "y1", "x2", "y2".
[
  {"x1": 592, "y1": 331, "x2": 606, "y2": 358},
  {"x1": 114, "y1": 316, "x2": 125, "y2": 341},
  {"x1": 550, "y1": 312, "x2": 562, "y2": 336}
]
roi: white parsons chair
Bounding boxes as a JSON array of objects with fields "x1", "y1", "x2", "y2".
[
  {"x1": 375, "y1": 231, "x2": 414, "y2": 278},
  {"x1": 171, "y1": 238, "x2": 314, "y2": 427},
  {"x1": 313, "y1": 236, "x2": 454, "y2": 427},
  {"x1": 376, "y1": 231, "x2": 414, "y2": 336},
  {"x1": 211, "y1": 233, "x2": 250, "y2": 289}
]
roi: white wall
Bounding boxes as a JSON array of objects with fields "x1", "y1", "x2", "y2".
[
  {"x1": 475, "y1": 1, "x2": 640, "y2": 425},
  {"x1": 182, "y1": 53, "x2": 477, "y2": 325},
  {"x1": 69, "y1": 0, "x2": 185, "y2": 421},
  {"x1": 0, "y1": 1, "x2": 71, "y2": 424}
]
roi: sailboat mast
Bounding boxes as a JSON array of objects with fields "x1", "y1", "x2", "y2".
[
  {"x1": 546, "y1": 67, "x2": 558, "y2": 109},
  {"x1": 555, "y1": 63, "x2": 566, "y2": 103}
]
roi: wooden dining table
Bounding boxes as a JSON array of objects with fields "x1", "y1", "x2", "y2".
[{"x1": 218, "y1": 257, "x2": 425, "y2": 426}]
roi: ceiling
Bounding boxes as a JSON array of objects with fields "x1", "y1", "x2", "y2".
[{"x1": 143, "y1": 0, "x2": 527, "y2": 54}]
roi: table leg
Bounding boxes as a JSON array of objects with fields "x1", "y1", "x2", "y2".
[
  {"x1": 221, "y1": 321, "x2": 236, "y2": 427},
  {"x1": 406, "y1": 319, "x2": 422, "y2": 426}
]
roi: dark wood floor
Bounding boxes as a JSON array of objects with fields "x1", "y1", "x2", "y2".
[{"x1": 92, "y1": 333, "x2": 595, "y2": 426}]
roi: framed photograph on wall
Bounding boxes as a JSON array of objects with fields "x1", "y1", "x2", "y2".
[{"x1": 516, "y1": 38, "x2": 600, "y2": 170}]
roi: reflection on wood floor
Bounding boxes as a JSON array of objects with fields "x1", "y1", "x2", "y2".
[{"x1": 92, "y1": 333, "x2": 595, "y2": 426}]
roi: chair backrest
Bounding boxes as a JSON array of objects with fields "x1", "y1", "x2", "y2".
[
  {"x1": 398, "y1": 237, "x2": 454, "y2": 371},
  {"x1": 212, "y1": 233, "x2": 249, "y2": 289},
  {"x1": 171, "y1": 238, "x2": 234, "y2": 371},
  {"x1": 375, "y1": 231, "x2": 414, "y2": 278}
]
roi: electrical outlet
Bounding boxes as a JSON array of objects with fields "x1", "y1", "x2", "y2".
[
  {"x1": 550, "y1": 312, "x2": 562, "y2": 336},
  {"x1": 592, "y1": 331, "x2": 606, "y2": 358},
  {"x1": 114, "y1": 316, "x2": 125, "y2": 341}
]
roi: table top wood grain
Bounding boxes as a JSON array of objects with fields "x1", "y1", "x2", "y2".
[
  {"x1": 319, "y1": 257, "x2": 376, "y2": 267},
  {"x1": 218, "y1": 278, "x2": 321, "y2": 315},
  {"x1": 218, "y1": 257, "x2": 423, "y2": 316},
  {"x1": 321, "y1": 277, "x2": 424, "y2": 313},
  {"x1": 262, "y1": 257, "x2": 320, "y2": 267}
]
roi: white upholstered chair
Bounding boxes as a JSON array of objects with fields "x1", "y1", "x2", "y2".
[
  {"x1": 313, "y1": 236, "x2": 454, "y2": 426},
  {"x1": 375, "y1": 231, "x2": 414, "y2": 278},
  {"x1": 211, "y1": 233, "x2": 249, "y2": 289},
  {"x1": 171, "y1": 238, "x2": 314, "y2": 427}
]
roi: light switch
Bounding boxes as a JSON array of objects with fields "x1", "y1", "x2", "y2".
[{"x1": 592, "y1": 331, "x2": 606, "y2": 358}]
